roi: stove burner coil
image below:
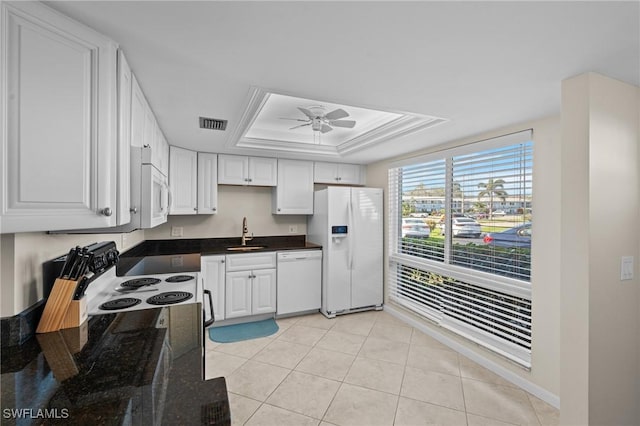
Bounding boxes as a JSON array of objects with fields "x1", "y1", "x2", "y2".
[
  {"x1": 99, "y1": 298, "x2": 142, "y2": 311},
  {"x1": 165, "y1": 275, "x2": 195, "y2": 283},
  {"x1": 121, "y1": 277, "x2": 161, "y2": 289},
  {"x1": 146, "y1": 291, "x2": 193, "y2": 306}
]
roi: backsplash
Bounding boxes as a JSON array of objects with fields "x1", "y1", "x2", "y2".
[{"x1": 144, "y1": 186, "x2": 307, "y2": 240}]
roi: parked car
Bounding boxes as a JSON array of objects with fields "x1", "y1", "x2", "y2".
[
  {"x1": 491, "y1": 210, "x2": 507, "y2": 216},
  {"x1": 440, "y1": 217, "x2": 482, "y2": 238},
  {"x1": 483, "y1": 223, "x2": 531, "y2": 248},
  {"x1": 402, "y1": 218, "x2": 431, "y2": 238}
]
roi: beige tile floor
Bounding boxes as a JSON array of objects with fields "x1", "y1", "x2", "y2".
[{"x1": 205, "y1": 311, "x2": 559, "y2": 426}]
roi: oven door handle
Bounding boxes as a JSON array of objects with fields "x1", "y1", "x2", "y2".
[{"x1": 203, "y1": 289, "x2": 215, "y2": 327}]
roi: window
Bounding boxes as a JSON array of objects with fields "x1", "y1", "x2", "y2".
[{"x1": 388, "y1": 130, "x2": 533, "y2": 367}]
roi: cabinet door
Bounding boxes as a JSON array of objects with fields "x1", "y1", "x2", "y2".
[
  {"x1": 198, "y1": 153, "x2": 218, "y2": 214},
  {"x1": 116, "y1": 50, "x2": 132, "y2": 226},
  {"x1": 159, "y1": 132, "x2": 170, "y2": 177},
  {"x1": 337, "y1": 164, "x2": 363, "y2": 185},
  {"x1": 130, "y1": 76, "x2": 146, "y2": 148},
  {"x1": 252, "y1": 269, "x2": 277, "y2": 314},
  {"x1": 202, "y1": 256, "x2": 225, "y2": 322},
  {"x1": 273, "y1": 159, "x2": 313, "y2": 214},
  {"x1": 225, "y1": 271, "x2": 252, "y2": 319},
  {"x1": 314, "y1": 162, "x2": 339, "y2": 184},
  {"x1": 1, "y1": 2, "x2": 118, "y2": 232},
  {"x1": 218, "y1": 155, "x2": 248, "y2": 185},
  {"x1": 169, "y1": 147, "x2": 197, "y2": 215},
  {"x1": 249, "y1": 157, "x2": 277, "y2": 186}
]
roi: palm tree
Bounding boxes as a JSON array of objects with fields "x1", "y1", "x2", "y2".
[{"x1": 477, "y1": 178, "x2": 508, "y2": 219}]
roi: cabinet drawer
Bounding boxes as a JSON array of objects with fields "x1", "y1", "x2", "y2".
[{"x1": 225, "y1": 252, "x2": 276, "y2": 271}]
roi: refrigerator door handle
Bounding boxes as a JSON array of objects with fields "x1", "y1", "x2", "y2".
[{"x1": 348, "y1": 192, "x2": 355, "y2": 270}]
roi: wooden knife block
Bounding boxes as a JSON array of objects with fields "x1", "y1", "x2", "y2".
[
  {"x1": 37, "y1": 279, "x2": 87, "y2": 333},
  {"x1": 61, "y1": 297, "x2": 87, "y2": 330}
]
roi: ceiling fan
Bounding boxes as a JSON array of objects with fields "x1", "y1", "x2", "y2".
[{"x1": 281, "y1": 106, "x2": 356, "y2": 133}]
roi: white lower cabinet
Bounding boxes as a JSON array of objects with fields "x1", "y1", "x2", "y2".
[
  {"x1": 225, "y1": 269, "x2": 276, "y2": 319},
  {"x1": 201, "y1": 255, "x2": 225, "y2": 322},
  {"x1": 224, "y1": 252, "x2": 277, "y2": 319}
]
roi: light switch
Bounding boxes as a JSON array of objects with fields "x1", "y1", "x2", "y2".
[
  {"x1": 289, "y1": 225, "x2": 298, "y2": 234},
  {"x1": 620, "y1": 256, "x2": 634, "y2": 281}
]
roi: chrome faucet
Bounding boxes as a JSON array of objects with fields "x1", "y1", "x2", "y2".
[{"x1": 241, "y1": 217, "x2": 253, "y2": 246}]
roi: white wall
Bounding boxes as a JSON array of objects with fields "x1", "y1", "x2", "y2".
[
  {"x1": 145, "y1": 185, "x2": 307, "y2": 240},
  {"x1": 560, "y1": 73, "x2": 640, "y2": 425},
  {"x1": 367, "y1": 115, "x2": 562, "y2": 399}
]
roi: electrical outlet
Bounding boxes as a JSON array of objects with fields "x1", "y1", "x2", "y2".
[
  {"x1": 621, "y1": 256, "x2": 634, "y2": 281},
  {"x1": 288, "y1": 225, "x2": 298, "y2": 234},
  {"x1": 171, "y1": 226, "x2": 183, "y2": 237}
]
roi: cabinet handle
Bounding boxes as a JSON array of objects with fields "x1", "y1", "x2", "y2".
[
  {"x1": 194, "y1": 207, "x2": 198, "y2": 211},
  {"x1": 130, "y1": 207, "x2": 138, "y2": 214},
  {"x1": 101, "y1": 207, "x2": 112, "y2": 217}
]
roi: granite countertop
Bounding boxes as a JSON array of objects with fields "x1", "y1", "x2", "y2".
[
  {"x1": 124, "y1": 235, "x2": 321, "y2": 256},
  {"x1": 116, "y1": 235, "x2": 322, "y2": 276},
  {"x1": 1, "y1": 305, "x2": 230, "y2": 425}
]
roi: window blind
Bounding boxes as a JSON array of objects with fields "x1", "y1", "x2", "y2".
[{"x1": 388, "y1": 130, "x2": 533, "y2": 367}]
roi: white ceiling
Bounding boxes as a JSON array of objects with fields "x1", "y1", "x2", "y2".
[{"x1": 45, "y1": 1, "x2": 639, "y2": 165}]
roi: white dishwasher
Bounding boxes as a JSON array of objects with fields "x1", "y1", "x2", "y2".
[{"x1": 277, "y1": 250, "x2": 322, "y2": 316}]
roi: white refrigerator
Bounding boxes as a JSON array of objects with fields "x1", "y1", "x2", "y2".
[{"x1": 307, "y1": 187, "x2": 383, "y2": 318}]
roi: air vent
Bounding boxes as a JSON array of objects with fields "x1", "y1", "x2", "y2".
[{"x1": 199, "y1": 117, "x2": 227, "y2": 131}]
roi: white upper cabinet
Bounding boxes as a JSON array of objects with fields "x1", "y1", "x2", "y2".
[
  {"x1": 131, "y1": 74, "x2": 168, "y2": 173},
  {"x1": 314, "y1": 162, "x2": 365, "y2": 185},
  {"x1": 130, "y1": 76, "x2": 146, "y2": 148},
  {"x1": 197, "y1": 153, "x2": 218, "y2": 214},
  {"x1": 168, "y1": 146, "x2": 198, "y2": 215},
  {"x1": 116, "y1": 50, "x2": 132, "y2": 226},
  {"x1": 1, "y1": 2, "x2": 118, "y2": 233},
  {"x1": 218, "y1": 155, "x2": 277, "y2": 186},
  {"x1": 272, "y1": 159, "x2": 314, "y2": 215}
]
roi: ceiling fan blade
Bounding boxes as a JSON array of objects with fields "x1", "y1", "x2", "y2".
[
  {"x1": 320, "y1": 124, "x2": 333, "y2": 134},
  {"x1": 289, "y1": 123, "x2": 312, "y2": 130},
  {"x1": 297, "y1": 107, "x2": 315, "y2": 119},
  {"x1": 279, "y1": 117, "x2": 309, "y2": 122},
  {"x1": 324, "y1": 108, "x2": 349, "y2": 121},
  {"x1": 329, "y1": 119, "x2": 356, "y2": 129}
]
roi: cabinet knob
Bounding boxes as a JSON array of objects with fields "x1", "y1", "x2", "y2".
[
  {"x1": 221, "y1": 259, "x2": 225, "y2": 264},
  {"x1": 194, "y1": 207, "x2": 198, "y2": 211},
  {"x1": 101, "y1": 207, "x2": 112, "y2": 217},
  {"x1": 130, "y1": 207, "x2": 138, "y2": 214},
  {"x1": 277, "y1": 208, "x2": 281, "y2": 212},
  {"x1": 212, "y1": 207, "x2": 217, "y2": 212},
  {"x1": 248, "y1": 178, "x2": 253, "y2": 183}
]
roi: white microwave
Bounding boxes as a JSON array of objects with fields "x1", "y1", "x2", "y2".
[{"x1": 132, "y1": 147, "x2": 169, "y2": 229}]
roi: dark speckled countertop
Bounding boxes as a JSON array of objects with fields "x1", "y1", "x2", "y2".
[
  {"x1": 1, "y1": 305, "x2": 230, "y2": 425},
  {"x1": 116, "y1": 235, "x2": 321, "y2": 276}
]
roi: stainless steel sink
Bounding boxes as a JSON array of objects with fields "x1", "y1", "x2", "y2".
[{"x1": 226, "y1": 246, "x2": 265, "y2": 252}]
